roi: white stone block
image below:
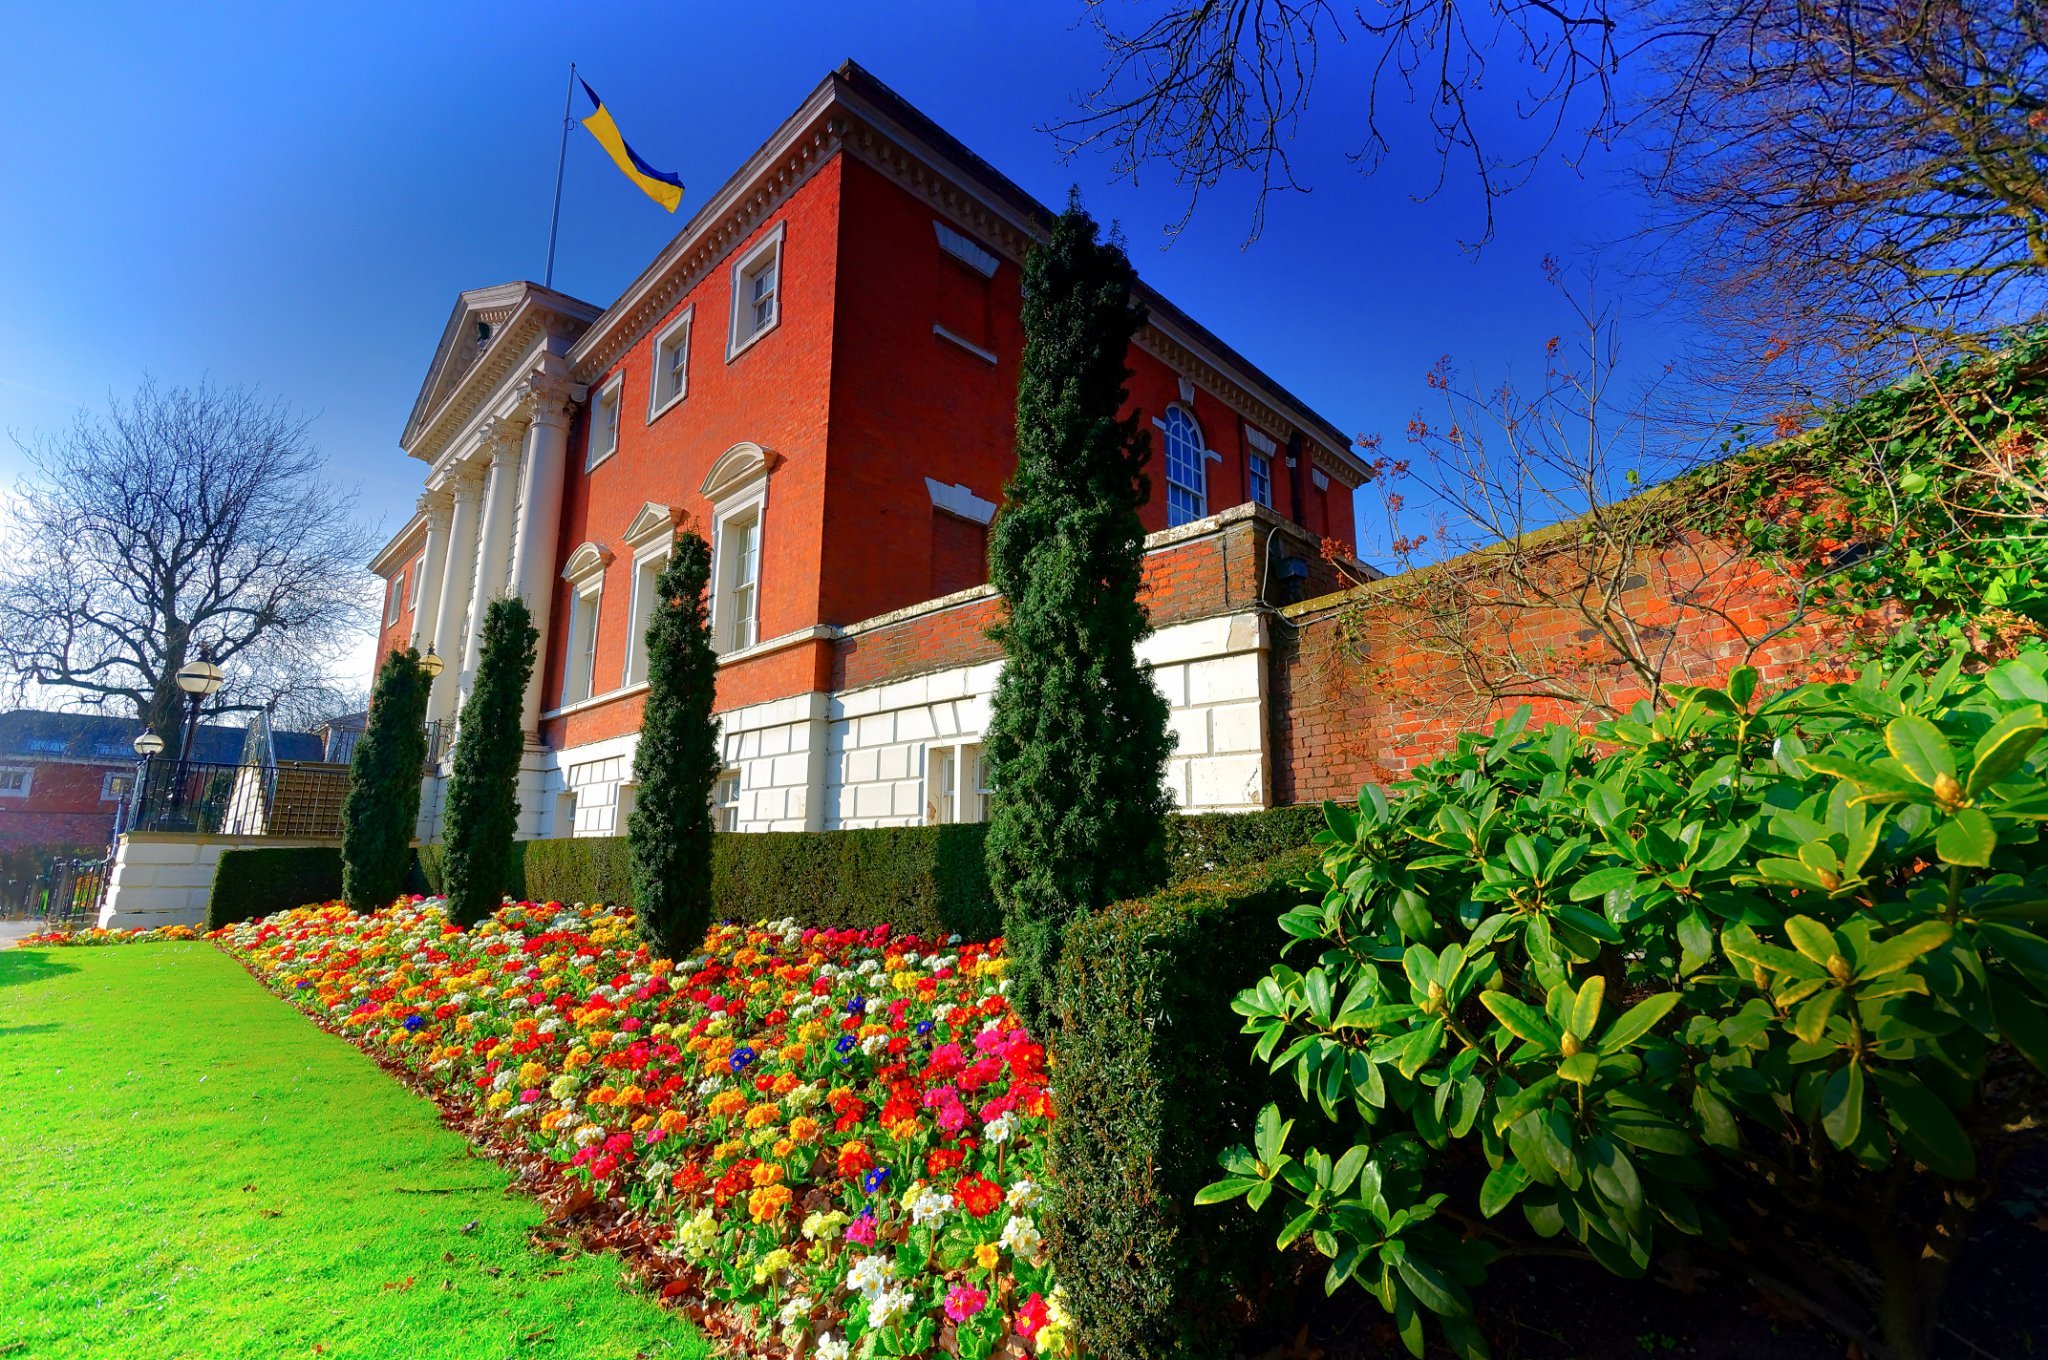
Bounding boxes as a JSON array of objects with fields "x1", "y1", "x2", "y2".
[
  {"x1": 1210, "y1": 701, "x2": 1265, "y2": 754},
  {"x1": 925, "y1": 668, "x2": 970, "y2": 701},
  {"x1": 958, "y1": 696, "x2": 991, "y2": 733},
  {"x1": 770, "y1": 753, "x2": 810, "y2": 788},
  {"x1": 876, "y1": 744, "x2": 912, "y2": 782},
  {"x1": 758, "y1": 724, "x2": 792, "y2": 758},
  {"x1": 1189, "y1": 754, "x2": 1265, "y2": 810},
  {"x1": 1187, "y1": 656, "x2": 1261, "y2": 706},
  {"x1": 894, "y1": 705, "x2": 937, "y2": 743},
  {"x1": 1150, "y1": 662, "x2": 1188, "y2": 707},
  {"x1": 845, "y1": 748, "x2": 880, "y2": 784},
  {"x1": 1168, "y1": 707, "x2": 1209, "y2": 757},
  {"x1": 856, "y1": 713, "x2": 895, "y2": 748}
]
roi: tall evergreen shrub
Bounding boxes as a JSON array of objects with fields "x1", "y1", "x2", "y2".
[
  {"x1": 340, "y1": 646, "x2": 431, "y2": 913},
  {"x1": 441, "y1": 596, "x2": 537, "y2": 928},
  {"x1": 627, "y1": 530, "x2": 722, "y2": 960},
  {"x1": 986, "y1": 196, "x2": 1174, "y2": 1028}
]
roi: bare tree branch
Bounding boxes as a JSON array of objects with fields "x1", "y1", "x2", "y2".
[{"x1": 0, "y1": 379, "x2": 378, "y2": 758}]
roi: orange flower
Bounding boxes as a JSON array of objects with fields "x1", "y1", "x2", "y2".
[
  {"x1": 788, "y1": 1115, "x2": 820, "y2": 1143},
  {"x1": 750, "y1": 1161, "x2": 785, "y2": 1188},
  {"x1": 747, "y1": 1184, "x2": 792, "y2": 1223}
]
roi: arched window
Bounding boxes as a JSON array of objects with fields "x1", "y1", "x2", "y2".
[{"x1": 1162, "y1": 407, "x2": 1207, "y2": 527}]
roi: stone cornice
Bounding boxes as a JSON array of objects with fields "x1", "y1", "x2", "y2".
[{"x1": 405, "y1": 289, "x2": 598, "y2": 469}]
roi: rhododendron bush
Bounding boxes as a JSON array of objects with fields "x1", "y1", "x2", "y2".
[{"x1": 215, "y1": 899, "x2": 1074, "y2": 1359}]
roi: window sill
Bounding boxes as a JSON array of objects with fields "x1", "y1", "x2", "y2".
[
  {"x1": 645, "y1": 390, "x2": 686, "y2": 424},
  {"x1": 725, "y1": 315, "x2": 779, "y2": 363}
]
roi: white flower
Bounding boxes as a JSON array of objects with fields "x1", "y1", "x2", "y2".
[
  {"x1": 573, "y1": 1123, "x2": 606, "y2": 1147},
  {"x1": 1006, "y1": 1177, "x2": 1041, "y2": 1209},
  {"x1": 907, "y1": 1185, "x2": 954, "y2": 1226},
  {"x1": 984, "y1": 1111, "x2": 1018, "y2": 1145},
  {"x1": 695, "y1": 1076, "x2": 723, "y2": 1096},
  {"x1": 673, "y1": 1208, "x2": 718, "y2": 1259},
  {"x1": 868, "y1": 1285, "x2": 912, "y2": 1330},
  {"x1": 999, "y1": 1214, "x2": 1044, "y2": 1264},
  {"x1": 845, "y1": 1253, "x2": 894, "y2": 1298},
  {"x1": 778, "y1": 1293, "x2": 813, "y2": 1327},
  {"x1": 813, "y1": 1335, "x2": 849, "y2": 1360},
  {"x1": 860, "y1": 1033, "x2": 889, "y2": 1056}
]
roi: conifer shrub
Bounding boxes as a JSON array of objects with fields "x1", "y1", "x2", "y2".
[
  {"x1": 440, "y1": 597, "x2": 536, "y2": 928},
  {"x1": 209, "y1": 845, "x2": 345, "y2": 929},
  {"x1": 626, "y1": 530, "x2": 722, "y2": 960},
  {"x1": 986, "y1": 196, "x2": 1175, "y2": 1029},
  {"x1": 339, "y1": 646, "x2": 431, "y2": 913}
]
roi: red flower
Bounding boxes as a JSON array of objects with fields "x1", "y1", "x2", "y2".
[{"x1": 954, "y1": 1173, "x2": 1002, "y2": 1218}]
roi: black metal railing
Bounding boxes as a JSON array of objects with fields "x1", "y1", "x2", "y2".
[
  {"x1": 129, "y1": 758, "x2": 351, "y2": 838},
  {"x1": 424, "y1": 718, "x2": 452, "y2": 768},
  {"x1": 34, "y1": 856, "x2": 108, "y2": 930}
]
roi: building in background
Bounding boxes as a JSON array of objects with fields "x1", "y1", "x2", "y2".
[
  {"x1": 0, "y1": 711, "x2": 323, "y2": 852},
  {"x1": 369, "y1": 61, "x2": 1373, "y2": 841}
]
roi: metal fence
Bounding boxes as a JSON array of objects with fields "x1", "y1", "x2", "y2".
[
  {"x1": 35, "y1": 856, "x2": 108, "y2": 929},
  {"x1": 128, "y1": 758, "x2": 351, "y2": 838}
]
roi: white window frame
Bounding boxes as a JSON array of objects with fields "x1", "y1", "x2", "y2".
[
  {"x1": 1159, "y1": 405, "x2": 1209, "y2": 528},
  {"x1": 926, "y1": 741, "x2": 989, "y2": 825},
  {"x1": 622, "y1": 542, "x2": 669, "y2": 687},
  {"x1": 384, "y1": 574, "x2": 402, "y2": 625},
  {"x1": 647, "y1": 306, "x2": 694, "y2": 421},
  {"x1": 558, "y1": 541, "x2": 613, "y2": 707},
  {"x1": 587, "y1": 373, "x2": 624, "y2": 471},
  {"x1": 0, "y1": 766, "x2": 30, "y2": 798},
  {"x1": 408, "y1": 553, "x2": 425, "y2": 610},
  {"x1": 726, "y1": 221, "x2": 786, "y2": 361},
  {"x1": 1245, "y1": 426, "x2": 1278, "y2": 510},
  {"x1": 714, "y1": 502, "x2": 764, "y2": 654},
  {"x1": 100, "y1": 770, "x2": 133, "y2": 803},
  {"x1": 713, "y1": 769, "x2": 741, "y2": 832}
]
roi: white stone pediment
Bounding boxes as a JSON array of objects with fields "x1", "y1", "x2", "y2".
[
  {"x1": 560, "y1": 540, "x2": 615, "y2": 585},
  {"x1": 622, "y1": 501, "x2": 681, "y2": 550},
  {"x1": 700, "y1": 442, "x2": 771, "y2": 501}
]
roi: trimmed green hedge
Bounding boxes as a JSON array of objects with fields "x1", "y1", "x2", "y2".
[
  {"x1": 220, "y1": 807, "x2": 1322, "y2": 945},
  {"x1": 1044, "y1": 847, "x2": 1316, "y2": 1360},
  {"x1": 209, "y1": 846, "x2": 346, "y2": 930}
]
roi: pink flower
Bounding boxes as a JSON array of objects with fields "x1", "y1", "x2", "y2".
[
  {"x1": 845, "y1": 1210, "x2": 878, "y2": 1245},
  {"x1": 945, "y1": 1284, "x2": 988, "y2": 1323},
  {"x1": 519, "y1": 1087, "x2": 541, "y2": 1103},
  {"x1": 1015, "y1": 1292, "x2": 1049, "y2": 1339}
]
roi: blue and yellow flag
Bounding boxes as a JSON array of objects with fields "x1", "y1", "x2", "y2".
[{"x1": 579, "y1": 78, "x2": 684, "y2": 213}]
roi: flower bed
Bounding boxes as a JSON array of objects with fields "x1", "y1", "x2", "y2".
[
  {"x1": 214, "y1": 898, "x2": 1072, "y2": 1359},
  {"x1": 15, "y1": 924, "x2": 199, "y2": 947}
]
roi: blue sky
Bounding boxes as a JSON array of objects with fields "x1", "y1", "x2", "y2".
[{"x1": 0, "y1": 0, "x2": 1682, "y2": 672}]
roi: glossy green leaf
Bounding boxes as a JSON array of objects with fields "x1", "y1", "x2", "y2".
[
  {"x1": 1935, "y1": 808, "x2": 1996, "y2": 867},
  {"x1": 1967, "y1": 707, "x2": 2047, "y2": 795},
  {"x1": 1820, "y1": 1063, "x2": 1866, "y2": 1148},
  {"x1": 1887, "y1": 714, "x2": 1955, "y2": 788},
  {"x1": 1600, "y1": 993, "x2": 1679, "y2": 1051},
  {"x1": 1869, "y1": 1068, "x2": 1974, "y2": 1179},
  {"x1": 1478, "y1": 991, "x2": 1561, "y2": 1048}
]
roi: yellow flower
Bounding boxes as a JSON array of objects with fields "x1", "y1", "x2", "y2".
[{"x1": 975, "y1": 1242, "x2": 1001, "y2": 1271}]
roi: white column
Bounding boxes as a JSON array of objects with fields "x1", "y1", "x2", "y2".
[
  {"x1": 461, "y1": 421, "x2": 524, "y2": 685},
  {"x1": 407, "y1": 489, "x2": 452, "y2": 653},
  {"x1": 510, "y1": 374, "x2": 577, "y2": 734},
  {"x1": 426, "y1": 462, "x2": 484, "y2": 723}
]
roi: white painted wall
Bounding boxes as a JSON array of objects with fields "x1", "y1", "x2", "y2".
[
  {"x1": 491, "y1": 606, "x2": 1274, "y2": 842},
  {"x1": 98, "y1": 831, "x2": 341, "y2": 930}
]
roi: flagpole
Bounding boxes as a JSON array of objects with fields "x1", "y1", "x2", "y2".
[{"x1": 544, "y1": 62, "x2": 576, "y2": 290}]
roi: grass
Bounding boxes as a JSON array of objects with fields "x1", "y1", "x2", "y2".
[{"x1": 0, "y1": 943, "x2": 709, "y2": 1360}]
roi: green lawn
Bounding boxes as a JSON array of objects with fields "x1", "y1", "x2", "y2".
[{"x1": 0, "y1": 943, "x2": 708, "y2": 1360}]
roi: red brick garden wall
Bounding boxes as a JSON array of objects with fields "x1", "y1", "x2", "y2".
[{"x1": 1269, "y1": 535, "x2": 1851, "y2": 805}]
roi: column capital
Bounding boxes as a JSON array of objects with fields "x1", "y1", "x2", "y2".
[
  {"x1": 517, "y1": 371, "x2": 579, "y2": 431},
  {"x1": 418, "y1": 487, "x2": 454, "y2": 525},
  {"x1": 445, "y1": 456, "x2": 488, "y2": 498},
  {"x1": 477, "y1": 417, "x2": 525, "y2": 468}
]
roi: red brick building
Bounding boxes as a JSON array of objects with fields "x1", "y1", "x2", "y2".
[
  {"x1": 0, "y1": 712, "x2": 314, "y2": 852},
  {"x1": 372, "y1": 62, "x2": 1374, "y2": 839}
]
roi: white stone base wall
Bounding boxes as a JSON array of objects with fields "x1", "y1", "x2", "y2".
[
  {"x1": 98, "y1": 831, "x2": 341, "y2": 930},
  {"x1": 484, "y1": 606, "x2": 1274, "y2": 842}
]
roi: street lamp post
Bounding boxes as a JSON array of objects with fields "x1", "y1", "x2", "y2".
[
  {"x1": 166, "y1": 645, "x2": 225, "y2": 828},
  {"x1": 130, "y1": 729, "x2": 164, "y2": 832},
  {"x1": 418, "y1": 646, "x2": 446, "y2": 765}
]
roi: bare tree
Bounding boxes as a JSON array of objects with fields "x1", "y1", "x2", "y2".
[
  {"x1": 0, "y1": 380, "x2": 377, "y2": 759},
  {"x1": 1058, "y1": 0, "x2": 2045, "y2": 381},
  {"x1": 1646, "y1": 0, "x2": 2048, "y2": 400},
  {"x1": 1337, "y1": 265, "x2": 1818, "y2": 721}
]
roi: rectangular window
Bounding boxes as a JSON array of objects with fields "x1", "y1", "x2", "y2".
[
  {"x1": 0, "y1": 767, "x2": 29, "y2": 797},
  {"x1": 927, "y1": 742, "x2": 989, "y2": 824},
  {"x1": 623, "y1": 552, "x2": 666, "y2": 686},
  {"x1": 713, "y1": 770, "x2": 741, "y2": 832},
  {"x1": 408, "y1": 554, "x2": 425, "y2": 609},
  {"x1": 589, "y1": 377, "x2": 623, "y2": 469},
  {"x1": 100, "y1": 771, "x2": 133, "y2": 803},
  {"x1": 384, "y1": 574, "x2": 402, "y2": 624},
  {"x1": 561, "y1": 587, "x2": 602, "y2": 705},
  {"x1": 1245, "y1": 427, "x2": 1277, "y2": 509},
  {"x1": 649, "y1": 308, "x2": 693, "y2": 417},
  {"x1": 727, "y1": 223, "x2": 785, "y2": 359},
  {"x1": 717, "y1": 510, "x2": 761, "y2": 652}
]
